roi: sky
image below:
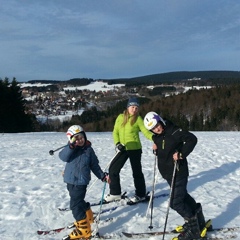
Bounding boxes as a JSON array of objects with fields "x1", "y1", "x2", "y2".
[
  {"x1": 0, "y1": 0, "x2": 240, "y2": 82},
  {"x1": 0, "y1": 131, "x2": 239, "y2": 240}
]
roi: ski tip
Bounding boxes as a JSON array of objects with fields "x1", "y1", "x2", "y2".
[
  {"x1": 122, "y1": 232, "x2": 132, "y2": 237},
  {"x1": 58, "y1": 207, "x2": 69, "y2": 211}
]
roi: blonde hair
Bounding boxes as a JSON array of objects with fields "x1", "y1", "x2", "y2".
[{"x1": 121, "y1": 109, "x2": 139, "y2": 127}]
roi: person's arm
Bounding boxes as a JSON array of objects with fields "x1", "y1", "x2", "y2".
[
  {"x1": 59, "y1": 144, "x2": 75, "y2": 162},
  {"x1": 138, "y1": 116, "x2": 153, "y2": 140},
  {"x1": 174, "y1": 129, "x2": 197, "y2": 159},
  {"x1": 112, "y1": 114, "x2": 122, "y2": 144},
  {"x1": 89, "y1": 147, "x2": 105, "y2": 179},
  {"x1": 89, "y1": 147, "x2": 110, "y2": 183}
]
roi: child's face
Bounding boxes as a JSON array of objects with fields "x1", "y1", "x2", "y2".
[
  {"x1": 152, "y1": 123, "x2": 164, "y2": 134},
  {"x1": 74, "y1": 135, "x2": 85, "y2": 146}
]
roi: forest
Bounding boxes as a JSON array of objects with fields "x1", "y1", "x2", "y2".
[
  {"x1": 68, "y1": 84, "x2": 240, "y2": 132},
  {"x1": 0, "y1": 78, "x2": 239, "y2": 133},
  {"x1": 0, "y1": 78, "x2": 39, "y2": 133}
]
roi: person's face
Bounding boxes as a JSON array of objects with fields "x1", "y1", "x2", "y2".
[
  {"x1": 128, "y1": 105, "x2": 139, "y2": 115},
  {"x1": 74, "y1": 134, "x2": 85, "y2": 146},
  {"x1": 151, "y1": 123, "x2": 164, "y2": 134}
]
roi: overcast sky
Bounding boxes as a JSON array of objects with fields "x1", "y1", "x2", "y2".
[{"x1": 1, "y1": 0, "x2": 239, "y2": 82}]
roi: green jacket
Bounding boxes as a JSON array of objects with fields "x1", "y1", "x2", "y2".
[{"x1": 113, "y1": 114, "x2": 153, "y2": 150}]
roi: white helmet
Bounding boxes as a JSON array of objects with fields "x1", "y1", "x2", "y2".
[
  {"x1": 144, "y1": 112, "x2": 166, "y2": 130},
  {"x1": 66, "y1": 125, "x2": 84, "y2": 140}
]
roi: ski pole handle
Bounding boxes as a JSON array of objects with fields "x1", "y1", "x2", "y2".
[{"x1": 49, "y1": 144, "x2": 68, "y2": 155}]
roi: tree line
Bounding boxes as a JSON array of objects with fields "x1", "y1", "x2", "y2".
[
  {"x1": 64, "y1": 84, "x2": 240, "y2": 132},
  {"x1": 0, "y1": 78, "x2": 40, "y2": 133},
  {"x1": 1, "y1": 78, "x2": 239, "y2": 133}
]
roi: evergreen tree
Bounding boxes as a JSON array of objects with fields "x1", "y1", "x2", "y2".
[{"x1": 0, "y1": 78, "x2": 37, "y2": 133}]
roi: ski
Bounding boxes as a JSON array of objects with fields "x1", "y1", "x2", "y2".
[
  {"x1": 37, "y1": 223, "x2": 75, "y2": 235},
  {"x1": 58, "y1": 192, "x2": 128, "y2": 211},
  {"x1": 126, "y1": 192, "x2": 168, "y2": 205},
  {"x1": 58, "y1": 192, "x2": 168, "y2": 212},
  {"x1": 92, "y1": 192, "x2": 169, "y2": 216},
  {"x1": 122, "y1": 231, "x2": 237, "y2": 239},
  {"x1": 40, "y1": 193, "x2": 169, "y2": 236},
  {"x1": 62, "y1": 232, "x2": 116, "y2": 240},
  {"x1": 37, "y1": 218, "x2": 114, "y2": 236},
  {"x1": 60, "y1": 231, "x2": 237, "y2": 240},
  {"x1": 92, "y1": 191, "x2": 128, "y2": 206},
  {"x1": 122, "y1": 219, "x2": 239, "y2": 239}
]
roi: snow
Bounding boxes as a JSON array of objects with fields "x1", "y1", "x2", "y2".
[
  {"x1": 36, "y1": 110, "x2": 85, "y2": 123},
  {"x1": 182, "y1": 86, "x2": 212, "y2": 92},
  {"x1": 0, "y1": 131, "x2": 239, "y2": 240},
  {"x1": 62, "y1": 81, "x2": 125, "y2": 92},
  {"x1": 19, "y1": 81, "x2": 125, "y2": 92},
  {"x1": 19, "y1": 83, "x2": 53, "y2": 88}
]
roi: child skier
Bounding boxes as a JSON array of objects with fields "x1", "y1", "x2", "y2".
[
  {"x1": 144, "y1": 112, "x2": 206, "y2": 240},
  {"x1": 59, "y1": 125, "x2": 110, "y2": 240}
]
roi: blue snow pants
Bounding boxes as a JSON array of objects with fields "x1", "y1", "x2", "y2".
[{"x1": 67, "y1": 183, "x2": 90, "y2": 221}]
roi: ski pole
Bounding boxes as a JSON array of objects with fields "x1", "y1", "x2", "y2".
[
  {"x1": 49, "y1": 144, "x2": 68, "y2": 155},
  {"x1": 146, "y1": 170, "x2": 159, "y2": 217},
  {"x1": 93, "y1": 181, "x2": 107, "y2": 237},
  {"x1": 87, "y1": 150, "x2": 121, "y2": 192},
  {"x1": 146, "y1": 151, "x2": 159, "y2": 217},
  {"x1": 147, "y1": 154, "x2": 158, "y2": 229},
  {"x1": 162, "y1": 160, "x2": 178, "y2": 240}
]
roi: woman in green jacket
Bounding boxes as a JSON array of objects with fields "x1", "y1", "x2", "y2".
[{"x1": 104, "y1": 97, "x2": 153, "y2": 204}]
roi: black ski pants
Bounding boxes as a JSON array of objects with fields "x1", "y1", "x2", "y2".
[
  {"x1": 166, "y1": 176, "x2": 197, "y2": 219},
  {"x1": 108, "y1": 149, "x2": 146, "y2": 197}
]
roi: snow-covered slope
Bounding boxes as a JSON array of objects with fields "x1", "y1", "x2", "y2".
[{"x1": 0, "y1": 131, "x2": 239, "y2": 240}]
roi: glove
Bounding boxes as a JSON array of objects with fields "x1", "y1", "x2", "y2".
[
  {"x1": 101, "y1": 172, "x2": 111, "y2": 183},
  {"x1": 177, "y1": 152, "x2": 183, "y2": 160},
  {"x1": 116, "y1": 142, "x2": 125, "y2": 152},
  {"x1": 173, "y1": 151, "x2": 183, "y2": 161},
  {"x1": 152, "y1": 143, "x2": 158, "y2": 155},
  {"x1": 69, "y1": 136, "x2": 77, "y2": 149}
]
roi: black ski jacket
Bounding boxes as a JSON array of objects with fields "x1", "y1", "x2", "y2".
[{"x1": 152, "y1": 120, "x2": 197, "y2": 180}]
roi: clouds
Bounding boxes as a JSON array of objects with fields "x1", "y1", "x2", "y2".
[{"x1": 0, "y1": 0, "x2": 239, "y2": 82}]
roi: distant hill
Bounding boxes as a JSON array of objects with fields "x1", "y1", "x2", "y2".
[
  {"x1": 27, "y1": 78, "x2": 93, "y2": 85},
  {"x1": 102, "y1": 70, "x2": 240, "y2": 85},
  {"x1": 27, "y1": 70, "x2": 240, "y2": 85}
]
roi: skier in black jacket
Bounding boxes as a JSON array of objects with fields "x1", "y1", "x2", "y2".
[{"x1": 144, "y1": 112, "x2": 206, "y2": 240}]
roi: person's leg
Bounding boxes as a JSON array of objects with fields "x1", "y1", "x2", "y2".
[
  {"x1": 67, "y1": 184, "x2": 91, "y2": 239},
  {"x1": 67, "y1": 184, "x2": 88, "y2": 221},
  {"x1": 167, "y1": 177, "x2": 196, "y2": 219},
  {"x1": 108, "y1": 151, "x2": 128, "y2": 195},
  {"x1": 185, "y1": 193, "x2": 197, "y2": 215},
  {"x1": 128, "y1": 149, "x2": 146, "y2": 197}
]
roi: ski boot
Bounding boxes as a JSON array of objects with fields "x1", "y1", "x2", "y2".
[
  {"x1": 66, "y1": 217, "x2": 91, "y2": 240},
  {"x1": 172, "y1": 215, "x2": 202, "y2": 240},
  {"x1": 172, "y1": 219, "x2": 213, "y2": 240},
  {"x1": 174, "y1": 219, "x2": 189, "y2": 233},
  {"x1": 127, "y1": 195, "x2": 146, "y2": 204},
  {"x1": 196, "y1": 203, "x2": 206, "y2": 232},
  {"x1": 86, "y1": 208, "x2": 94, "y2": 224},
  {"x1": 200, "y1": 219, "x2": 212, "y2": 238},
  {"x1": 104, "y1": 193, "x2": 121, "y2": 202},
  {"x1": 172, "y1": 203, "x2": 209, "y2": 240},
  {"x1": 174, "y1": 203, "x2": 207, "y2": 234},
  {"x1": 195, "y1": 202, "x2": 212, "y2": 238}
]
